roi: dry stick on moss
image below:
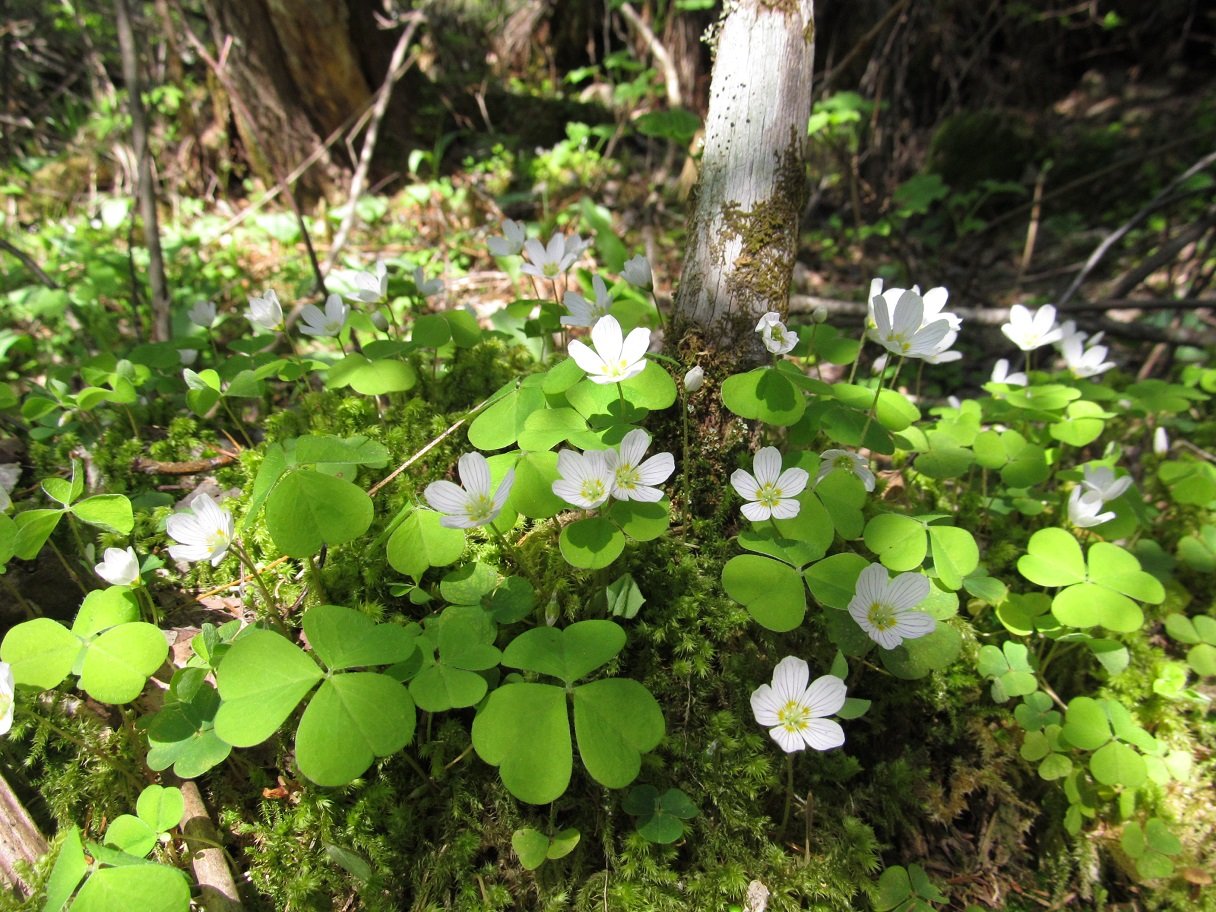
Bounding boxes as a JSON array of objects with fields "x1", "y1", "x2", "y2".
[
  {"x1": 322, "y1": 12, "x2": 423, "y2": 276},
  {"x1": 178, "y1": 780, "x2": 244, "y2": 912},
  {"x1": 173, "y1": 5, "x2": 328, "y2": 302},
  {"x1": 0, "y1": 770, "x2": 49, "y2": 897}
]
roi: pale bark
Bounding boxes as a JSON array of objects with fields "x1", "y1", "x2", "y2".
[
  {"x1": 0, "y1": 771, "x2": 47, "y2": 896},
  {"x1": 672, "y1": 0, "x2": 815, "y2": 363}
]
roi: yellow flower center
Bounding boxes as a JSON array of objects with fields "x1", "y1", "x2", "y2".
[
  {"x1": 776, "y1": 699, "x2": 810, "y2": 733},
  {"x1": 466, "y1": 493, "x2": 497, "y2": 524},
  {"x1": 207, "y1": 529, "x2": 229, "y2": 553},
  {"x1": 867, "y1": 601, "x2": 897, "y2": 631},
  {"x1": 755, "y1": 483, "x2": 785, "y2": 509},
  {"x1": 614, "y1": 465, "x2": 640, "y2": 490},
  {"x1": 580, "y1": 479, "x2": 606, "y2": 502}
]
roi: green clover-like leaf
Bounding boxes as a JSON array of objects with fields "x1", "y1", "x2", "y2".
[
  {"x1": 721, "y1": 554, "x2": 806, "y2": 632},
  {"x1": 501, "y1": 620, "x2": 624, "y2": 685},
  {"x1": 214, "y1": 629, "x2": 324, "y2": 747},
  {"x1": 265, "y1": 470, "x2": 374, "y2": 557}
]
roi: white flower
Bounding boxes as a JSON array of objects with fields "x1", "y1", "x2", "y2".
[
  {"x1": 1000, "y1": 304, "x2": 1063, "y2": 351},
  {"x1": 0, "y1": 463, "x2": 20, "y2": 513},
  {"x1": 923, "y1": 328, "x2": 962, "y2": 364},
  {"x1": 848, "y1": 563, "x2": 936, "y2": 650},
  {"x1": 564, "y1": 233, "x2": 593, "y2": 262},
  {"x1": 684, "y1": 365, "x2": 704, "y2": 392},
  {"x1": 521, "y1": 233, "x2": 577, "y2": 280},
  {"x1": 299, "y1": 294, "x2": 350, "y2": 337},
  {"x1": 622, "y1": 254, "x2": 653, "y2": 290},
  {"x1": 561, "y1": 275, "x2": 614, "y2": 328},
  {"x1": 1060, "y1": 335, "x2": 1115, "y2": 378},
  {"x1": 95, "y1": 546, "x2": 140, "y2": 587},
  {"x1": 815, "y1": 449, "x2": 875, "y2": 492},
  {"x1": 1153, "y1": 426, "x2": 1169, "y2": 455},
  {"x1": 756, "y1": 312, "x2": 798, "y2": 356},
  {"x1": 246, "y1": 290, "x2": 283, "y2": 332},
  {"x1": 750, "y1": 656, "x2": 846, "y2": 753},
  {"x1": 413, "y1": 266, "x2": 443, "y2": 298},
  {"x1": 166, "y1": 492, "x2": 234, "y2": 567},
  {"x1": 605, "y1": 429, "x2": 674, "y2": 503},
  {"x1": 0, "y1": 662, "x2": 13, "y2": 737},
  {"x1": 567, "y1": 315, "x2": 650, "y2": 384},
  {"x1": 343, "y1": 261, "x2": 389, "y2": 303},
  {"x1": 487, "y1": 219, "x2": 526, "y2": 257},
  {"x1": 990, "y1": 358, "x2": 1027, "y2": 386},
  {"x1": 424, "y1": 452, "x2": 514, "y2": 529},
  {"x1": 188, "y1": 301, "x2": 217, "y2": 328},
  {"x1": 731, "y1": 447, "x2": 808, "y2": 521},
  {"x1": 921, "y1": 286, "x2": 962, "y2": 332},
  {"x1": 552, "y1": 449, "x2": 615, "y2": 509},
  {"x1": 178, "y1": 349, "x2": 198, "y2": 366},
  {"x1": 1067, "y1": 487, "x2": 1115, "y2": 528},
  {"x1": 1081, "y1": 465, "x2": 1132, "y2": 502},
  {"x1": 868, "y1": 288, "x2": 951, "y2": 359}
]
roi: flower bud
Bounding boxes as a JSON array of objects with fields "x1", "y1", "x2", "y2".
[
  {"x1": 371, "y1": 311, "x2": 389, "y2": 331},
  {"x1": 1153, "y1": 426, "x2": 1169, "y2": 455},
  {"x1": 683, "y1": 365, "x2": 704, "y2": 392},
  {"x1": 812, "y1": 305, "x2": 829, "y2": 324}
]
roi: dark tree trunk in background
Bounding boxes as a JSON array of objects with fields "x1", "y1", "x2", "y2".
[
  {"x1": 672, "y1": 0, "x2": 815, "y2": 365},
  {"x1": 201, "y1": 0, "x2": 373, "y2": 202},
  {"x1": 115, "y1": 0, "x2": 170, "y2": 341}
]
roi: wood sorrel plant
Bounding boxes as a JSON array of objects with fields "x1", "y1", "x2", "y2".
[{"x1": 0, "y1": 223, "x2": 1211, "y2": 909}]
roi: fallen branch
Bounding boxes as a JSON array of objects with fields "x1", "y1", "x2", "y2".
[
  {"x1": 618, "y1": 3, "x2": 682, "y2": 107},
  {"x1": 131, "y1": 453, "x2": 238, "y2": 475},
  {"x1": 179, "y1": 780, "x2": 243, "y2": 911},
  {"x1": 0, "y1": 771, "x2": 48, "y2": 896}
]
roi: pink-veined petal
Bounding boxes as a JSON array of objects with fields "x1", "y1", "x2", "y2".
[
  {"x1": 803, "y1": 674, "x2": 847, "y2": 718},
  {"x1": 730, "y1": 468, "x2": 760, "y2": 501},
  {"x1": 769, "y1": 725, "x2": 806, "y2": 753},
  {"x1": 886, "y1": 572, "x2": 930, "y2": 611},
  {"x1": 852, "y1": 563, "x2": 889, "y2": 608},
  {"x1": 770, "y1": 656, "x2": 810, "y2": 703},
  {"x1": 774, "y1": 467, "x2": 809, "y2": 498},
  {"x1": 870, "y1": 625, "x2": 904, "y2": 650},
  {"x1": 636, "y1": 452, "x2": 675, "y2": 485},
  {"x1": 895, "y1": 610, "x2": 936, "y2": 640},
  {"x1": 769, "y1": 498, "x2": 802, "y2": 519},
  {"x1": 424, "y1": 480, "x2": 470, "y2": 515},
  {"x1": 801, "y1": 718, "x2": 845, "y2": 751},
  {"x1": 740, "y1": 501, "x2": 772, "y2": 522},
  {"x1": 750, "y1": 684, "x2": 782, "y2": 726},
  {"x1": 457, "y1": 452, "x2": 492, "y2": 497},
  {"x1": 752, "y1": 447, "x2": 783, "y2": 486},
  {"x1": 557, "y1": 449, "x2": 591, "y2": 484}
]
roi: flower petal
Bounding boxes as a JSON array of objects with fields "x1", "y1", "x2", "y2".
[
  {"x1": 894, "y1": 610, "x2": 936, "y2": 640},
  {"x1": 590, "y1": 315, "x2": 624, "y2": 361},
  {"x1": 730, "y1": 468, "x2": 760, "y2": 501},
  {"x1": 618, "y1": 428, "x2": 650, "y2": 467},
  {"x1": 457, "y1": 452, "x2": 492, "y2": 497},
  {"x1": 567, "y1": 339, "x2": 606, "y2": 375},
  {"x1": 769, "y1": 498, "x2": 802, "y2": 520},
  {"x1": 636, "y1": 452, "x2": 675, "y2": 486},
  {"x1": 740, "y1": 501, "x2": 772, "y2": 522},
  {"x1": 752, "y1": 447, "x2": 782, "y2": 486},
  {"x1": 424, "y1": 480, "x2": 470, "y2": 515},
  {"x1": 770, "y1": 656, "x2": 810, "y2": 704},
  {"x1": 803, "y1": 674, "x2": 847, "y2": 718},
  {"x1": 774, "y1": 467, "x2": 809, "y2": 498},
  {"x1": 886, "y1": 572, "x2": 930, "y2": 611},
  {"x1": 801, "y1": 718, "x2": 845, "y2": 751},
  {"x1": 750, "y1": 684, "x2": 782, "y2": 726},
  {"x1": 768, "y1": 725, "x2": 806, "y2": 753}
]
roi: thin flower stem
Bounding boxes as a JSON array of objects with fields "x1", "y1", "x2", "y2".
[
  {"x1": 135, "y1": 583, "x2": 161, "y2": 626},
  {"x1": 847, "y1": 325, "x2": 868, "y2": 384},
  {"x1": 47, "y1": 538, "x2": 89, "y2": 597},
  {"x1": 780, "y1": 753, "x2": 795, "y2": 833},
  {"x1": 232, "y1": 541, "x2": 285, "y2": 632},
  {"x1": 803, "y1": 789, "x2": 814, "y2": 866},
  {"x1": 220, "y1": 397, "x2": 255, "y2": 449},
  {"x1": 649, "y1": 288, "x2": 666, "y2": 331}
]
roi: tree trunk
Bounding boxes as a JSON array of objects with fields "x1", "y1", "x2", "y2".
[
  {"x1": 671, "y1": 0, "x2": 815, "y2": 365},
  {"x1": 201, "y1": 0, "x2": 372, "y2": 202}
]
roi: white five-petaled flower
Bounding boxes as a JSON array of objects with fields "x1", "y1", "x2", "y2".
[
  {"x1": 731, "y1": 447, "x2": 808, "y2": 521},
  {"x1": 1000, "y1": 304, "x2": 1064, "y2": 352},
  {"x1": 166, "y1": 492, "x2": 234, "y2": 567},
  {"x1": 1060, "y1": 335, "x2": 1115, "y2": 378},
  {"x1": 815, "y1": 449, "x2": 875, "y2": 493},
  {"x1": 521, "y1": 233, "x2": 577, "y2": 280},
  {"x1": 848, "y1": 563, "x2": 936, "y2": 650},
  {"x1": 0, "y1": 661, "x2": 14, "y2": 737},
  {"x1": 1068, "y1": 486, "x2": 1115, "y2": 528},
  {"x1": 552, "y1": 449, "x2": 615, "y2": 510},
  {"x1": 684, "y1": 365, "x2": 704, "y2": 392},
  {"x1": 343, "y1": 261, "x2": 389, "y2": 303},
  {"x1": 299, "y1": 294, "x2": 350, "y2": 337},
  {"x1": 95, "y1": 546, "x2": 141, "y2": 587},
  {"x1": 605, "y1": 429, "x2": 674, "y2": 503},
  {"x1": 868, "y1": 288, "x2": 952, "y2": 359},
  {"x1": 561, "y1": 275, "x2": 614, "y2": 328},
  {"x1": 188, "y1": 301, "x2": 217, "y2": 328},
  {"x1": 413, "y1": 266, "x2": 443, "y2": 298},
  {"x1": 756, "y1": 312, "x2": 798, "y2": 356},
  {"x1": 246, "y1": 290, "x2": 284, "y2": 332},
  {"x1": 750, "y1": 656, "x2": 847, "y2": 753},
  {"x1": 424, "y1": 452, "x2": 514, "y2": 529},
  {"x1": 1081, "y1": 465, "x2": 1132, "y2": 502},
  {"x1": 567, "y1": 315, "x2": 650, "y2": 384},
  {"x1": 990, "y1": 358, "x2": 1028, "y2": 386},
  {"x1": 622, "y1": 254, "x2": 653, "y2": 290},
  {"x1": 487, "y1": 218, "x2": 526, "y2": 257}
]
